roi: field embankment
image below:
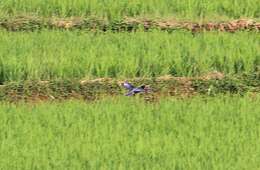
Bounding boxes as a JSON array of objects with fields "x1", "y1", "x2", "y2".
[
  {"x1": 0, "y1": 16, "x2": 259, "y2": 32},
  {"x1": 0, "y1": 73, "x2": 258, "y2": 102}
]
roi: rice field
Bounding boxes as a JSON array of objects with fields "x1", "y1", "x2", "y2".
[
  {"x1": 0, "y1": 0, "x2": 259, "y2": 20},
  {"x1": 0, "y1": 1, "x2": 259, "y2": 169},
  {"x1": 0, "y1": 30, "x2": 259, "y2": 82},
  {"x1": 0, "y1": 95, "x2": 259, "y2": 169}
]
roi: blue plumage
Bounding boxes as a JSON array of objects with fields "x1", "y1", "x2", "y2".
[
  {"x1": 123, "y1": 82, "x2": 135, "y2": 91},
  {"x1": 122, "y1": 82, "x2": 148, "y2": 96}
]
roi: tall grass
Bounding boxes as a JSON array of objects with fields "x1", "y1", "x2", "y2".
[
  {"x1": 0, "y1": 30, "x2": 258, "y2": 82},
  {"x1": 0, "y1": 0, "x2": 259, "y2": 19},
  {"x1": 0, "y1": 95, "x2": 259, "y2": 169}
]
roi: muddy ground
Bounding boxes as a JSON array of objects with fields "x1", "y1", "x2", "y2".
[
  {"x1": 0, "y1": 16, "x2": 259, "y2": 32},
  {"x1": 0, "y1": 72, "x2": 259, "y2": 102}
]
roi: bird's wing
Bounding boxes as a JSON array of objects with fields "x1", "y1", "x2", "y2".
[
  {"x1": 133, "y1": 88, "x2": 144, "y2": 93},
  {"x1": 123, "y1": 82, "x2": 135, "y2": 90},
  {"x1": 125, "y1": 91, "x2": 135, "y2": 96}
]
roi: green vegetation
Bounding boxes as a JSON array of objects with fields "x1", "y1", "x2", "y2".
[
  {"x1": 0, "y1": 30, "x2": 259, "y2": 82},
  {"x1": 0, "y1": 0, "x2": 259, "y2": 19},
  {"x1": 0, "y1": 96, "x2": 259, "y2": 169},
  {"x1": 0, "y1": 1, "x2": 259, "y2": 169}
]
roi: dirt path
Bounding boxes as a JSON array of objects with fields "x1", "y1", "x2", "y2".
[{"x1": 1, "y1": 16, "x2": 259, "y2": 32}]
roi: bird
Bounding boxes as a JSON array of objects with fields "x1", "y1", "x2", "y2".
[{"x1": 122, "y1": 82, "x2": 150, "y2": 96}]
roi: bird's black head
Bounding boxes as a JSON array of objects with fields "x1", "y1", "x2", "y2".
[{"x1": 140, "y1": 85, "x2": 146, "y2": 89}]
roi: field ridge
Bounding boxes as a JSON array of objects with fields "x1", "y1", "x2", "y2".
[
  {"x1": 1, "y1": 72, "x2": 259, "y2": 102},
  {"x1": 1, "y1": 16, "x2": 260, "y2": 32}
]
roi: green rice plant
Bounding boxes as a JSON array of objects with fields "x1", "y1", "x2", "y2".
[
  {"x1": 0, "y1": 30, "x2": 258, "y2": 82},
  {"x1": 0, "y1": 95, "x2": 259, "y2": 169},
  {"x1": 0, "y1": 0, "x2": 259, "y2": 20}
]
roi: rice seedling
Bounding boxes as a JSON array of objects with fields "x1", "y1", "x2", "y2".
[
  {"x1": 0, "y1": 95, "x2": 259, "y2": 169},
  {"x1": 0, "y1": 0, "x2": 259, "y2": 20},
  {"x1": 0, "y1": 30, "x2": 258, "y2": 82}
]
